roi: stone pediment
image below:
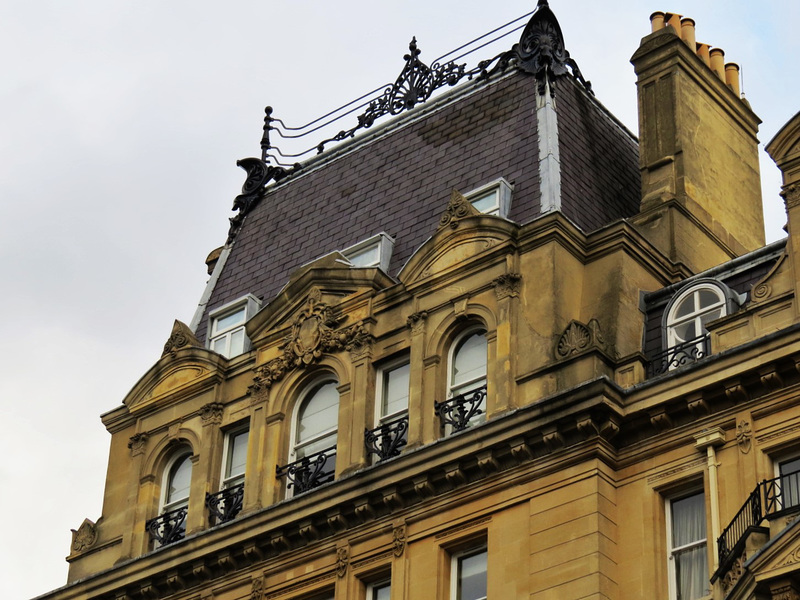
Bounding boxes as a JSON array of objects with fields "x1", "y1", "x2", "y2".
[
  {"x1": 744, "y1": 516, "x2": 800, "y2": 585},
  {"x1": 398, "y1": 214, "x2": 517, "y2": 285},
  {"x1": 123, "y1": 347, "x2": 227, "y2": 415},
  {"x1": 246, "y1": 252, "x2": 395, "y2": 346}
]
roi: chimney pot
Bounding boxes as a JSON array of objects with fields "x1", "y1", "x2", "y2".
[
  {"x1": 680, "y1": 18, "x2": 696, "y2": 50},
  {"x1": 710, "y1": 47, "x2": 726, "y2": 81},
  {"x1": 725, "y1": 62, "x2": 741, "y2": 97},
  {"x1": 650, "y1": 11, "x2": 666, "y2": 32},
  {"x1": 665, "y1": 13, "x2": 683, "y2": 35},
  {"x1": 696, "y1": 43, "x2": 711, "y2": 67}
]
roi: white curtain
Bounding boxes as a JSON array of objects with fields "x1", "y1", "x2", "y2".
[{"x1": 671, "y1": 493, "x2": 708, "y2": 600}]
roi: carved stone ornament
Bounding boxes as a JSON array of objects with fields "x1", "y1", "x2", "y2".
[
  {"x1": 493, "y1": 272, "x2": 522, "y2": 300},
  {"x1": 200, "y1": 402, "x2": 224, "y2": 426},
  {"x1": 251, "y1": 576, "x2": 264, "y2": 600},
  {"x1": 438, "y1": 189, "x2": 481, "y2": 230},
  {"x1": 555, "y1": 319, "x2": 604, "y2": 359},
  {"x1": 721, "y1": 555, "x2": 745, "y2": 595},
  {"x1": 782, "y1": 183, "x2": 800, "y2": 211},
  {"x1": 737, "y1": 420, "x2": 752, "y2": 454},
  {"x1": 249, "y1": 291, "x2": 371, "y2": 394},
  {"x1": 392, "y1": 524, "x2": 407, "y2": 557},
  {"x1": 771, "y1": 584, "x2": 800, "y2": 600},
  {"x1": 407, "y1": 310, "x2": 428, "y2": 335},
  {"x1": 483, "y1": 0, "x2": 592, "y2": 97},
  {"x1": 71, "y1": 518, "x2": 98, "y2": 553},
  {"x1": 162, "y1": 320, "x2": 202, "y2": 357},
  {"x1": 336, "y1": 546, "x2": 349, "y2": 578},
  {"x1": 127, "y1": 432, "x2": 149, "y2": 456}
]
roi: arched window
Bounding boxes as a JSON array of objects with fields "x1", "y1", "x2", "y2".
[
  {"x1": 278, "y1": 378, "x2": 340, "y2": 495},
  {"x1": 437, "y1": 328, "x2": 488, "y2": 433},
  {"x1": 666, "y1": 283, "x2": 727, "y2": 349},
  {"x1": 147, "y1": 449, "x2": 192, "y2": 547},
  {"x1": 449, "y1": 329, "x2": 488, "y2": 398}
]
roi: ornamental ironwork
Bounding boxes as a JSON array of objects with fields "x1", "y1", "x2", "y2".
[
  {"x1": 717, "y1": 469, "x2": 800, "y2": 568},
  {"x1": 276, "y1": 446, "x2": 337, "y2": 495},
  {"x1": 646, "y1": 334, "x2": 710, "y2": 377},
  {"x1": 483, "y1": 0, "x2": 592, "y2": 97},
  {"x1": 435, "y1": 386, "x2": 487, "y2": 433},
  {"x1": 316, "y1": 37, "x2": 468, "y2": 153},
  {"x1": 205, "y1": 483, "x2": 244, "y2": 524},
  {"x1": 227, "y1": 2, "x2": 591, "y2": 243},
  {"x1": 146, "y1": 506, "x2": 187, "y2": 547},
  {"x1": 365, "y1": 415, "x2": 409, "y2": 461}
]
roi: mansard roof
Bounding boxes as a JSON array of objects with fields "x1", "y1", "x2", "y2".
[{"x1": 194, "y1": 3, "x2": 642, "y2": 343}]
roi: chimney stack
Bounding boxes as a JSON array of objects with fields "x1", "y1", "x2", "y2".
[{"x1": 630, "y1": 11, "x2": 764, "y2": 272}]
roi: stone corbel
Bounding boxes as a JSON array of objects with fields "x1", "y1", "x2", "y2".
[
  {"x1": 412, "y1": 474, "x2": 436, "y2": 499},
  {"x1": 127, "y1": 432, "x2": 149, "y2": 456},
  {"x1": 298, "y1": 521, "x2": 319, "y2": 543},
  {"x1": 509, "y1": 438, "x2": 534, "y2": 462},
  {"x1": 383, "y1": 487, "x2": 405, "y2": 511},
  {"x1": 724, "y1": 379, "x2": 749, "y2": 403},
  {"x1": 354, "y1": 499, "x2": 376, "y2": 523},
  {"x1": 759, "y1": 366, "x2": 784, "y2": 392},
  {"x1": 686, "y1": 392, "x2": 710, "y2": 417},
  {"x1": 542, "y1": 426, "x2": 564, "y2": 451},
  {"x1": 243, "y1": 542, "x2": 264, "y2": 563},
  {"x1": 444, "y1": 463, "x2": 467, "y2": 487},
  {"x1": 407, "y1": 311, "x2": 428, "y2": 336},
  {"x1": 576, "y1": 415, "x2": 598, "y2": 438},
  {"x1": 599, "y1": 416, "x2": 620, "y2": 441},
  {"x1": 649, "y1": 408, "x2": 673, "y2": 432},
  {"x1": 217, "y1": 550, "x2": 238, "y2": 573},
  {"x1": 476, "y1": 450, "x2": 500, "y2": 475},
  {"x1": 326, "y1": 508, "x2": 349, "y2": 532},
  {"x1": 165, "y1": 572, "x2": 185, "y2": 593},
  {"x1": 199, "y1": 402, "x2": 224, "y2": 426},
  {"x1": 270, "y1": 532, "x2": 290, "y2": 553},
  {"x1": 192, "y1": 560, "x2": 211, "y2": 582}
]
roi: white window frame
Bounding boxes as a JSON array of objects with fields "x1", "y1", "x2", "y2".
[
  {"x1": 448, "y1": 327, "x2": 488, "y2": 398},
  {"x1": 375, "y1": 357, "x2": 410, "y2": 425},
  {"x1": 773, "y1": 454, "x2": 800, "y2": 511},
  {"x1": 161, "y1": 450, "x2": 193, "y2": 514},
  {"x1": 450, "y1": 545, "x2": 488, "y2": 600},
  {"x1": 365, "y1": 579, "x2": 391, "y2": 600},
  {"x1": 220, "y1": 425, "x2": 249, "y2": 490},
  {"x1": 284, "y1": 377, "x2": 340, "y2": 498},
  {"x1": 464, "y1": 178, "x2": 513, "y2": 218},
  {"x1": 665, "y1": 490, "x2": 709, "y2": 600},
  {"x1": 207, "y1": 294, "x2": 260, "y2": 359},
  {"x1": 665, "y1": 283, "x2": 727, "y2": 350},
  {"x1": 342, "y1": 232, "x2": 395, "y2": 271}
]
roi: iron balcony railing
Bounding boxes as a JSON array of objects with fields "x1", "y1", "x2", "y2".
[
  {"x1": 646, "y1": 334, "x2": 711, "y2": 377},
  {"x1": 718, "y1": 470, "x2": 800, "y2": 565},
  {"x1": 365, "y1": 415, "x2": 409, "y2": 462},
  {"x1": 205, "y1": 483, "x2": 244, "y2": 525},
  {"x1": 145, "y1": 506, "x2": 187, "y2": 547},
  {"x1": 276, "y1": 446, "x2": 337, "y2": 495},
  {"x1": 434, "y1": 385, "x2": 487, "y2": 433}
]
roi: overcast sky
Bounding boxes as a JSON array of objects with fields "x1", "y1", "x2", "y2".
[{"x1": 2, "y1": 2, "x2": 798, "y2": 598}]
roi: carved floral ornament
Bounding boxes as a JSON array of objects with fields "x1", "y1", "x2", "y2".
[
  {"x1": 162, "y1": 320, "x2": 202, "y2": 358},
  {"x1": 71, "y1": 518, "x2": 98, "y2": 553},
  {"x1": 737, "y1": 420, "x2": 752, "y2": 454},
  {"x1": 336, "y1": 546, "x2": 349, "y2": 578},
  {"x1": 493, "y1": 273, "x2": 522, "y2": 299},
  {"x1": 128, "y1": 432, "x2": 149, "y2": 456},
  {"x1": 249, "y1": 289, "x2": 373, "y2": 394},
  {"x1": 555, "y1": 319, "x2": 605, "y2": 359},
  {"x1": 438, "y1": 189, "x2": 480, "y2": 230},
  {"x1": 393, "y1": 524, "x2": 407, "y2": 556},
  {"x1": 782, "y1": 183, "x2": 800, "y2": 211}
]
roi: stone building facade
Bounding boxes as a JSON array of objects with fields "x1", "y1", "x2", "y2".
[{"x1": 39, "y1": 3, "x2": 800, "y2": 600}]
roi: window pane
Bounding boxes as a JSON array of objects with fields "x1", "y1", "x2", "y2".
[
  {"x1": 348, "y1": 244, "x2": 381, "y2": 267},
  {"x1": 698, "y1": 288, "x2": 722, "y2": 308},
  {"x1": 671, "y1": 493, "x2": 706, "y2": 547},
  {"x1": 167, "y1": 455, "x2": 192, "y2": 505},
  {"x1": 212, "y1": 336, "x2": 228, "y2": 355},
  {"x1": 699, "y1": 309, "x2": 723, "y2": 328},
  {"x1": 382, "y1": 362, "x2": 410, "y2": 417},
  {"x1": 672, "y1": 321, "x2": 697, "y2": 343},
  {"x1": 372, "y1": 582, "x2": 391, "y2": 600},
  {"x1": 214, "y1": 307, "x2": 246, "y2": 333},
  {"x1": 298, "y1": 382, "x2": 339, "y2": 444},
  {"x1": 452, "y1": 332, "x2": 487, "y2": 390},
  {"x1": 471, "y1": 190, "x2": 498, "y2": 214},
  {"x1": 458, "y1": 549, "x2": 487, "y2": 600},
  {"x1": 229, "y1": 328, "x2": 245, "y2": 356},
  {"x1": 670, "y1": 492, "x2": 708, "y2": 600},
  {"x1": 780, "y1": 458, "x2": 800, "y2": 509},
  {"x1": 226, "y1": 430, "x2": 249, "y2": 480},
  {"x1": 674, "y1": 296, "x2": 696, "y2": 319}
]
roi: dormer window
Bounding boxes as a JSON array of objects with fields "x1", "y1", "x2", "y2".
[
  {"x1": 465, "y1": 178, "x2": 513, "y2": 218},
  {"x1": 342, "y1": 232, "x2": 395, "y2": 271},
  {"x1": 208, "y1": 294, "x2": 260, "y2": 359}
]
